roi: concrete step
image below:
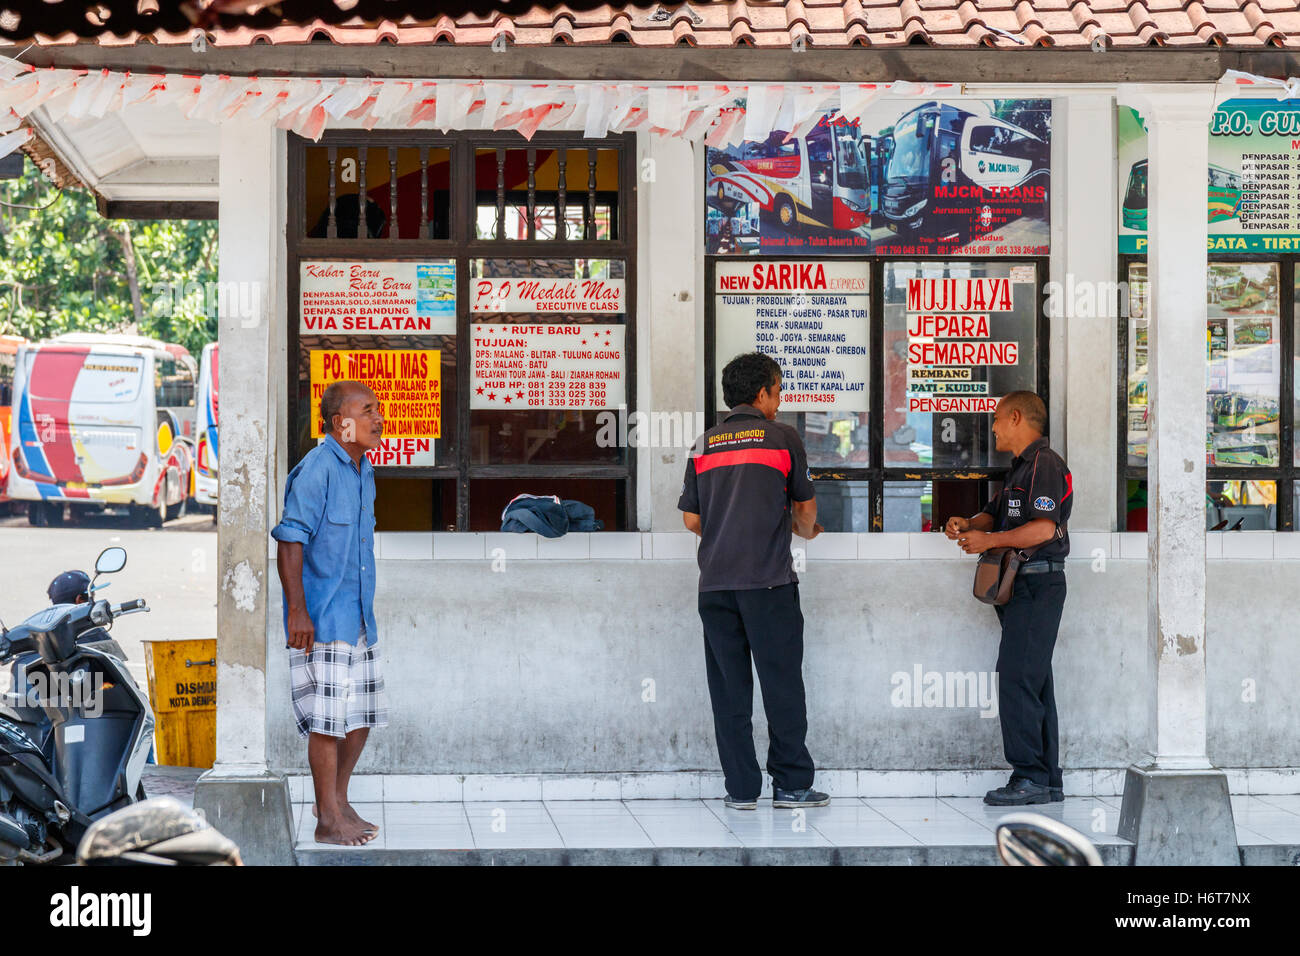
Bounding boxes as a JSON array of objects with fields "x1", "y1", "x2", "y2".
[
  {"x1": 296, "y1": 843, "x2": 1138, "y2": 866},
  {"x1": 290, "y1": 795, "x2": 1300, "y2": 865}
]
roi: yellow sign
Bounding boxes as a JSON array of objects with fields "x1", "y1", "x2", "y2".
[{"x1": 310, "y1": 350, "x2": 441, "y2": 467}]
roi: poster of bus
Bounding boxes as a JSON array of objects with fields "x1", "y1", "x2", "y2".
[
  {"x1": 705, "y1": 98, "x2": 1051, "y2": 257},
  {"x1": 1118, "y1": 99, "x2": 1300, "y2": 254}
]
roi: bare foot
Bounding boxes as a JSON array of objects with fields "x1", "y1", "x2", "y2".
[
  {"x1": 313, "y1": 813, "x2": 376, "y2": 846},
  {"x1": 313, "y1": 802, "x2": 378, "y2": 833}
]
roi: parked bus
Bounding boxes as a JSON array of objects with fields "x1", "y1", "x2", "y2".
[
  {"x1": 7, "y1": 332, "x2": 196, "y2": 527},
  {"x1": 707, "y1": 115, "x2": 871, "y2": 234},
  {"x1": 880, "y1": 101, "x2": 1048, "y2": 241},
  {"x1": 0, "y1": 334, "x2": 24, "y2": 508},
  {"x1": 1121, "y1": 160, "x2": 1242, "y2": 230},
  {"x1": 194, "y1": 342, "x2": 218, "y2": 513}
]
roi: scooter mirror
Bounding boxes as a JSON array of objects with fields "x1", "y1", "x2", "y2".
[
  {"x1": 995, "y1": 812, "x2": 1103, "y2": 867},
  {"x1": 95, "y1": 547, "x2": 127, "y2": 576}
]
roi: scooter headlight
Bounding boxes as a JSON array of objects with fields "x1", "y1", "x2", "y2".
[{"x1": 89, "y1": 601, "x2": 112, "y2": 627}]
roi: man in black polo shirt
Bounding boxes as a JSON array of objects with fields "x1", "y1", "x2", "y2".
[
  {"x1": 944, "y1": 390, "x2": 1072, "y2": 807},
  {"x1": 679, "y1": 352, "x2": 828, "y2": 811}
]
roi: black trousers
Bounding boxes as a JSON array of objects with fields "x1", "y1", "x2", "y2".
[
  {"x1": 698, "y1": 583, "x2": 815, "y2": 800},
  {"x1": 994, "y1": 571, "x2": 1067, "y2": 788}
]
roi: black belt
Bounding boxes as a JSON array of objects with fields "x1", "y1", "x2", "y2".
[{"x1": 1019, "y1": 560, "x2": 1065, "y2": 574}]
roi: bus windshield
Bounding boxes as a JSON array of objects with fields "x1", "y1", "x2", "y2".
[
  {"x1": 885, "y1": 115, "x2": 930, "y2": 185},
  {"x1": 835, "y1": 131, "x2": 867, "y2": 189},
  {"x1": 1124, "y1": 163, "x2": 1148, "y2": 209},
  {"x1": 25, "y1": 351, "x2": 145, "y2": 404}
]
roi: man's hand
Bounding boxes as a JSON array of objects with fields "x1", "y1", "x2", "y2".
[
  {"x1": 796, "y1": 521, "x2": 824, "y2": 541},
  {"x1": 944, "y1": 515, "x2": 971, "y2": 540},
  {"x1": 956, "y1": 529, "x2": 995, "y2": 554},
  {"x1": 286, "y1": 605, "x2": 315, "y2": 655}
]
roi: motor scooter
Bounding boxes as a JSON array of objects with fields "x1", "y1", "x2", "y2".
[{"x1": 0, "y1": 547, "x2": 154, "y2": 864}]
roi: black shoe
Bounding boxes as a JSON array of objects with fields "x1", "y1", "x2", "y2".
[
  {"x1": 1049, "y1": 786, "x2": 1064, "y2": 802},
  {"x1": 772, "y1": 787, "x2": 829, "y2": 808},
  {"x1": 723, "y1": 793, "x2": 757, "y2": 810},
  {"x1": 984, "y1": 777, "x2": 1051, "y2": 806}
]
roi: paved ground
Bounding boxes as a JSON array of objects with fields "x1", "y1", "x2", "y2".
[
  {"x1": 291, "y1": 793, "x2": 1300, "y2": 864},
  {"x1": 0, "y1": 509, "x2": 217, "y2": 689}
]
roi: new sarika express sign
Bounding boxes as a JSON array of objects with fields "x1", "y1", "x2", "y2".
[{"x1": 1119, "y1": 99, "x2": 1300, "y2": 253}]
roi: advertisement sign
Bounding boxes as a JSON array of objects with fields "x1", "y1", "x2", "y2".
[
  {"x1": 904, "y1": 276, "x2": 1023, "y2": 415},
  {"x1": 1119, "y1": 99, "x2": 1300, "y2": 253},
  {"x1": 309, "y1": 349, "x2": 441, "y2": 466},
  {"x1": 300, "y1": 261, "x2": 456, "y2": 335},
  {"x1": 706, "y1": 100, "x2": 1051, "y2": 257},
  {"x1": 713, "y1": 260, "x2": 869, "y2": 410},
  {"x1": 471, "y1": 324, "x2": 625, "y2": 410},
  {"x1": 470, "y1": 276, "x2": 625, "y2": 314}
]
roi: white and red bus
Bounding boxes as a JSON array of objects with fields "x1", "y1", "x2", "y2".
[
  {"x1": 193, "y1": 342, "x2": 218, "y2": 511},
  {"x1": 6, "y1": 333, "x2": 196, "y2": 527},
  {"x1": 707, "y1": 115, "x2": 871, "y2": 234}
]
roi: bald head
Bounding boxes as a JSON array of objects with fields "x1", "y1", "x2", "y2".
[{"x1": 997, "y1": 390, "x2": 1047, "y2": 434}]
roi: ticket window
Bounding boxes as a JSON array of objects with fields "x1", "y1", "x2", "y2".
[
  {"x1": 707, "y1": 257, "x2": 1045, "y2": 533},
  {"x1": 877, "y1": 261, "x2": 1043, "y2": 532},
  {"x1": 291, "y1": 132, "x2": 636, "y2": 533},
  {"x1": 1123, "y1": 259, "x2": 1292, "y2": 531}
]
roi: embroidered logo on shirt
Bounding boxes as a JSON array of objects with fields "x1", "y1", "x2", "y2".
[{"x1": 1034, "y1": 496, "x2": 1055, "y2": 510}]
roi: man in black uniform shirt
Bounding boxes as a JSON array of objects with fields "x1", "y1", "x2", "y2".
[
  {"x1": 678, "y1": 352, "x2": 829, "y2": 810},
  {"x1": 944, "y1": 391, "x2": 1072, "y2": 806}
]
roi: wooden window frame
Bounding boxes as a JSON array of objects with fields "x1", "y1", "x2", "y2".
[{"x1": 287, "y1": 130, "x2": 638, "y2": 531}]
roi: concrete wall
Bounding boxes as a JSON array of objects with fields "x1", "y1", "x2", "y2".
[{"x1": 263, "y1": 546, "x2": 1299, "y2": 775}]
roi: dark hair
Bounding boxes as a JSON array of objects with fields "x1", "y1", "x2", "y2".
[
  {"x1": 320, "y1": 380, "x2": 356, "y2": 434},
  {"x1": 999, "y1": 390, "x2": 1047, "y2": 433},
  {"x1": 721, "y1": 352, "x2": 781, "y2": 409}
]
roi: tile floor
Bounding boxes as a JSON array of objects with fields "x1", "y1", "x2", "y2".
[
  {"x1": 293, "y1": 794, "x2": 1300, "y2": 851},
  {"x1": 291, "y1": 793, "x2": 1154, "y2": 851}
]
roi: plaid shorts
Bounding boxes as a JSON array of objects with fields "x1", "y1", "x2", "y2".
[{"x1": 289, "y1": 636, "x2": 389, "y2": 739}]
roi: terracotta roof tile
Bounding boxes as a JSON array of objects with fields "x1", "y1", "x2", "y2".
[{"x1": 8, "y1": 1, "x2": 1300, "y2": 50}]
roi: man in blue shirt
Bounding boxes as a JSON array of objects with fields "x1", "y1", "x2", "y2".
[{"x1": 272, "y1": 380, "x2": 387, "y2": 846}]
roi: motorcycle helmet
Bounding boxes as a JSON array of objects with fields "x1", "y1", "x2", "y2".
[{"x1": 47, "y1": 569, "x2": 91, "y2": 605}]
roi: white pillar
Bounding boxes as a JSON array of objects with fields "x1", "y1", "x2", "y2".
[
  {"x1": 637, "y1": 133, "x2": 701, "y2": 529},
  {"x1": 1137, "y1": 86, "x2": 1214, "y2": 767},
  {"x1": 210, "y1": 118, "x2": 286, "y2": 773},
  {"x1": 1115, "y1": 84, "x2": 1236, "y2": 866},
  {"x1": 1057, "y1": 94, "x2": 1118, "y2": 531},
  {"x1": 194, "y1": 119, "x2": 294, "y2": 865}
]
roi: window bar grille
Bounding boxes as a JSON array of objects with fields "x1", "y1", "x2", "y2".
[
  {"x1": 586, "y1": 150, "x2": 598, "y2": 240},
  {"x1": 419, "y1": 147, "x2": 430, "y2": 240},
  {"x1": 556, "y1": 150, "x2": 567, "y2": 241},
  {"x1": 526, "y1": 148, "x2": 537, "y2": 241},
  {"x1": 358, "y1": 148, "x2": 368, "y2": 240},
  {"x1": 326, "y1": 146, "x2": 338, "y2": 238},
  {"x1": 388, "y1": 146, "x2": 399, "y2": 241},
  {"x1": 495, "y1": 148, "x2": 506, "y2": 241}
]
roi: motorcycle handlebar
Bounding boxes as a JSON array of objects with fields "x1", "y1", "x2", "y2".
[{"x1": 113, "y1": 599, "x2": 147, "y2": 614}]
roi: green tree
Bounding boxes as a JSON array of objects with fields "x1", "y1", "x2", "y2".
[{"x1": 0, "y1": 159, "x2": 217, "y2": 357}]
